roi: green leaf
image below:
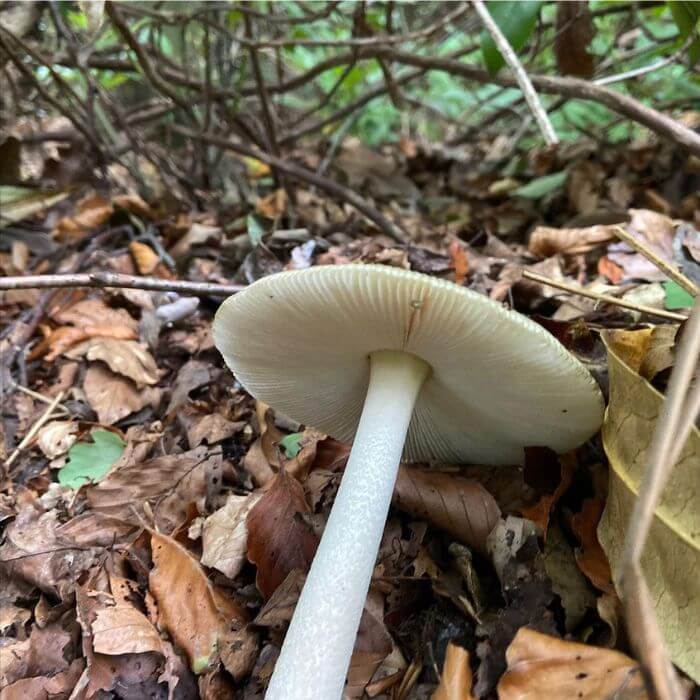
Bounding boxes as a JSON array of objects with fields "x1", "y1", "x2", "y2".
[
  {"x1": 663, "y1": 280, "x2": 695, "y2": 310},
  {"x1": 481, "y1": 1, "x2": 543, "y2": 74},
  {"x1": 512, "y1": 171, "x2": 567, "y2": 199},
  {"x1": 279, "y1": 432, "x2": 303, "y2": 459},
  {"x1": 58, "y1": 429, "x2": 126, "y2": 488},
  {"x1": 668, "y1": 1, "x2": 700, "y2": 62},
  {"x1": 246, "y1": 214, "x2": 266, "y2": 246},
  {"x1": 0, "y1": 187, "x2": 70, "y2": 229}
]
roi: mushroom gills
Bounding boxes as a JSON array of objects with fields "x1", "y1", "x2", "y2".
[{"x1": 265, "y1": 350, "x2": 431, "y2": 700}]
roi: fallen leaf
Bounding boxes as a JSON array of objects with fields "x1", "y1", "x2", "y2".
[
  {"x1": 246, "y1": 469, "x2": 318, "y2": 599},
  {"x1": 448, "y1": 239, "x2": 469, "y2": 285},
  {"x1": 36, "y1": 420, "x2": 78, "y2": 459},
  {"x1": 53, "y1": 193, "x2": 113, "y2": 241},
  {"x1": 497, "y1": 627, "x2": 647, "y2": 699},
  {"x1": 598, "y1": 330, "x2": 699, "y2": 682},
  {"x1": 185, "y1": 411, "x2": 245, "y2": 449},
  {"x1": 253, "y1": 569, "x2": 306, "y2": 630},
  {"x1": 433, "y1": 642, "x2": 475, "y2": 700},
  {"x1": 571, "y1": 497, "x2": 614, "y2": 593},
  {"x1": 87, "y1": 445, "x2": 223, "y2": 534},
  {"x1": 543, "y1": 524, "x2": 596, "y2": 631},
  {"x1": 345, "y1": 605, "x2": 393, "y2": 698},
  {"x1": 166, "y1": 359, "x2": 216, "y2": 415},
  {"x1": 201, "y1": 492, "x2": 262, "y2": 579},
  {"x1": 0, "y1": 658, "x2": 84, "y2": 700},
  {"x1": 92, "y1": 603, "x2": 163, "y2": 656},
  {"x1": 58, "y1": 428, "x2": 126, "y2": 488},
  {"x1": 66, "y1": 338, "x2": 160, "y2": 386},
  {"x1": 393, "y1": 466, "x2": 501, "y2": 555},
  {"x1": 83, "y1": 363, "x2": 161, "y2": 425},
  {"x1": 257, "y1": 188, "x2": 287, "y2": 219},
  {"x1": 170, "y1": 222, "x2": 222, "y2": 259},
  {"x1": 150, "y1": 531, "x2": 246, "y2": 673},
  {"x1": 128, "y1": 240, "x2": 160, "y2": 274},
  {"x1": 529, "y1": 224, "x2": 615, "y2": 257}
]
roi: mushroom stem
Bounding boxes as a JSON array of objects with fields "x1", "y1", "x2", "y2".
[{"x1": 266, "y1": 350, "x2": 431, "y2": 700}]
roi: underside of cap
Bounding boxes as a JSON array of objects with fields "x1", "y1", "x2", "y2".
[{"x1": 213, "y1": 265, "x2": 604, "y2": 465}]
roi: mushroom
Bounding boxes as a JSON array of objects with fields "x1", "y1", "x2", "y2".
[{"x1": 213, "y1": 264, "x2": 603, "y2": 699}]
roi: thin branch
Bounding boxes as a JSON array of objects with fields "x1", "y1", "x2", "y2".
[
  {"x1": 0, "y1": 273, "x2": 245, "y2": 296},
  {"x1": 520, "y1": 270, "x2": 688, "y2": 322},
  {"x1": 613, "y1": 226, "x2": 699, "y2": 296},
  {"x1": 172, "y1": 125, "x2": 409, "y2": 244},
  {"x1": 379, "y1": 49, "x2": 700, "y2": 158},
  {"x1": 471, "y1": 0, "x2": 558, "y2": 146}
]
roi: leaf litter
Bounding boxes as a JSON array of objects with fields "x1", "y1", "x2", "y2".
[{"x1": 1, "y1": 127, "x2": 699, "y2": 699}]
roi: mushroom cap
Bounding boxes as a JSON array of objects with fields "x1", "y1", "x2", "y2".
[{"x1": 214, "y1": 264, "x2": 604, "y2": 465}]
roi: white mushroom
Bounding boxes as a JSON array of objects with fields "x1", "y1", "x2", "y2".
[{"x1": 213, "y1": 264, "x2": 603, "y2": 700}]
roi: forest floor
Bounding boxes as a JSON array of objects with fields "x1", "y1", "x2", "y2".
[{"x1": 1, "y1": 126, "x2": 699, "y2": 699}]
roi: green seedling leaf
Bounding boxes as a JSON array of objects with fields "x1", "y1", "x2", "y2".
[
  {"x1": 512, "y1": 171, "x2": 567, "y2": 199},
  {"x1": 58, "y1": 429, "x2": 125, "y2": 488},
  {"x1": 481, "y1": 1, "x2": 543, "y2": 74},
  {"x1": 247, "y1": 214, "x2": 266, "y2": 246},
  {"x1": 0, "y1": 186, "x2": 70, "y2": 229},
  {"x1": 663, "y1": 280, "x2": 695, "y2": 310},
  {"x1": 279, "y1": 432, "x2": 303, "y2": 459}
]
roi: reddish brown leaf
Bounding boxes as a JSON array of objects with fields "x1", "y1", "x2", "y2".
[
  {"x1": 597, "y1": 255, "x2": 624, "y2": 284},
  {"x1": 571, "y1": 497, "x2": 614, "y2": 594},
  {"x1": 246, "y1": 469, "x2": 318, "y2": 599},
  {"x1": 497, "y1": 627, "x2": 647, "y2": 699},
  {"x1": 449, "y1": 239, "x2": 469, "y2": 285},
  {"x1": 393, "y1": 466, "x2": 501, "y2": 555},
  {"x1": 433, "y1": 642, "x2": 476, "y2": 700},
  {"x1": 150, "y1": 531, "x2": 246, "y2": 673}
]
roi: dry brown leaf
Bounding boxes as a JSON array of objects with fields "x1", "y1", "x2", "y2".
[
  {"x1": 257, "y1": 188, "x2": 287, "y2": 219},
  {"x1": 571, "y1": 497, "x2": 614, "y2": 593},
  {"x1": 186, "y1": 412, "x2": 245, "y2": 449},
  {"x1": 170, "y1": 222, "x2": 222, "y2": 258},
  {"x1": 253, "y1": 568, "x2": 306, "y2": 630},
  {"x1": 497, "y1": 627, "x2": 647, "y2": 699},
  {"x1": 87, "y1": 445, "x2": 222, "y2": 534},
  {"x1": 54, "y1": 297, "x2": 139, "y2": 333},
  {"x1": 128, "y1": 240, "x2": 160, "y2": 275},
  {"x1": 92, "y1": 604, "x2": 163, "y2": 656},
  {"x1": 432, "y1": 642, "x2": 475, "y2": 700},
  {"x1": 393, "y1": 466, "x2": 501, "y2": 555},
  {"x1": 0, "y1": 658, "x2": 84, "y2": 700},
  {"x1": 150, "y1": 531, "x2": 246, "y2": 673},
  {"x1": 246, "y1": 469, "x2": 318, "y2": 599},
  {"x1": 36, "y1": 420, "x2": 77, "y2": 459},
  {"x1": 166, "y1": 359, "x2": 216, "y2": 415},
  {"x1": 528, "y1": 225, "x2": 615, "y2": 258},
  {"x1": 345, "y1": 606, "x2": 393, "y2": 698},
  {"x1": 449, "y1": 239, "x2": 469, "y2": 286},
  {"x1": 67, "y1": 338, "x2": 160, "y2": 386},
  {"x1": 243, "y1": 403, "x2": 285, "y2": 486},
  {"x1": 83, "y1": 363, "x2": 161, "y2": 425},
  {"x1": 201, "y1": 492, "x2": 262, "y2": 579},
  {"x1": 53, "y1": 193, "x2": 113, "y2": 241},
  {"x1": 112, "y1": 193, "x2": 153, "y2": 220}
]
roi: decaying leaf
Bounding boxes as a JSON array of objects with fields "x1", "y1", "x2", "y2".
[
  {"x1": 393, "y1": 466, "x2": 501, "y2": 555},
  {"x1": 201, "y1": 492, "x2": 262, "y2": 579},
  {"x1": 150, "y1": 531, "x2": 246, "y2": 673},
  {"x1": 246, "y1": 469, "x2": 318, "y2": 599},
  {"x1": 87, "y1": 445, "x2": 223, "y2": 533},
  {"x1": 497, "y1": 627, "x2": 647, "y2": 699},
  {"x1": 571, "y1": 497, "x2": 614, "y2": 593},
  {"x1": 36, "y1": 420, "x2": 78, "y2": 459},
  {"x1": 66, "y1": 338, "x2": 160, "y2": 386},
  {"x1": 83, "y1": 363, "x2": 161, "y2": 425},
  {"x1": 433, "y1": 642, "x2": 476, "y2": 700},
  {"x1": 598, "y1": 329, "x2": 699, "y2": 682},
  {"x1": 529, "y1": 224, "x2": 614, "y2": 257},
  {"x1": 92, "y1": 603, "x2": 163, "y2": 656},
  {"x1": 345, "y1": 605, "x2": 393, "y2": 698}
]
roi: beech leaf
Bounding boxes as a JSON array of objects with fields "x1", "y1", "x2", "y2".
[{"x1": 598, "y1": 329, "x2": 699, "y2": 682}]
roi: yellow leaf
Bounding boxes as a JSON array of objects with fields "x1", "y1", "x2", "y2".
[{"x1": 598, "y1": 329, "x2": 699, "y2": 682}]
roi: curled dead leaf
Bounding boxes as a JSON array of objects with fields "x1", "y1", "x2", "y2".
[
  {"x1": 529, "y1": 224, "x2": 614, "y2": 258},
  {"x1": 67, "y1": 338, "x2": 160, "y2": 386}
]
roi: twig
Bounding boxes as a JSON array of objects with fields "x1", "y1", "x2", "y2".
[
  {"x1": 4, "y1": 391, "x2": 65, "y2": 469},
  {"x1": 619, "y1": 297, "x2": 700, "y2": 700},
  {"x1": 520, "y1": 270, "x2": 688, "y2": 322},
  {"x1": 471, "y1": 0, "x2": 558, "y2": 146},
  {"x1": 379, "y1": 50, "x2": 700, "y2": 158},
  {"x1": 0, "y1": 273, "x2": 245, "y2": 296},
  {"x1": 172, "y1": 126, "x2": 409, "y2": 243},
  {"x1": 613, "y1": 226, "x2": 699, "y2": 297},
  {"x1": 12, "y1": 383, "x2": 70, "y2": 413}
]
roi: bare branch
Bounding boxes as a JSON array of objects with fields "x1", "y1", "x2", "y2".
[{"x1": 472, "y1": 0, "x2": 558, "y2": 146}]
